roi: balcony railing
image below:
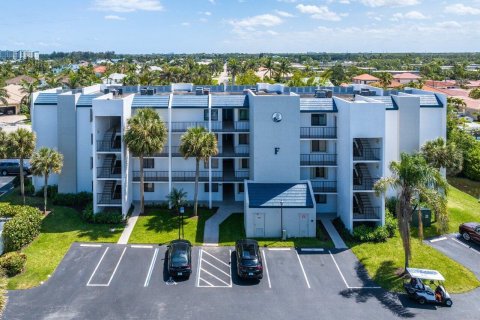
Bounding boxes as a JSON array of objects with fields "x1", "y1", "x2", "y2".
[
  {"x1": 300, "y1": 127, "x2": 337, "y2": 139},
  {"x1": 171, "y1": 122, "x2": 210, "y2": 132},
  {"x1": 97, "y1": 140, "x2": 121, "y2": 152},
  {"x1": 97, "y1": 167, "x2": 122, "y2": 179},
  {"x1": 300, "y1": 154, "x2": 337, "y2": 166},
  {"x1": 353, "y1": 206, "x2": 381, "y2": 219},
  {"x1": 217, "y1": 145, "x2": 249, "y2": 156},
  {"x1": 353, "y1": 148, "x2": 381, "y2": 161},
  {"x1": 97, "y1": 193, "x2": 122, "y2": 205},
  {"x1": 234, "y1": 121, "x2": 249, "y2": 132},
  {"x1": 170, "y1": 121, "x2": 249, "y2": 132},
  {"x1": 311, "y1": 181, "x2": 337, "y2": 193},
  {"x1": 353, "y1": 177, "x2": 380, "y2": 190},
  {"x1": 133, "y1": 171, "x2": 223, "y2": 182},
  {"x1": 222, "y1": 170, "x2": 249, "y2": 181}
]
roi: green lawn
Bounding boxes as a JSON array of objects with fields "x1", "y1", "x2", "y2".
[
  {"x1": 219, "y1": 213, "x2": 334, "y2": 248},
  {"x1": 128, "y1": 207, "x2": 215, "y2": 245}
]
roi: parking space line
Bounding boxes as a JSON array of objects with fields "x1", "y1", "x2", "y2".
[
  {"x1": 430, "y1": 237, "x2": 447, "y2": 243},
  {"x1": 144, "y1": 248, "x2": 159, "y2": 287},
  {"x1": 200, "y1": 268, "x2": 231, "y2": 287},
  {"x1": 300, "y1": 248, "x2": 324, "y2": 252},
  {"x1": 202, "y1": 250, "x2": 230, "y2": 267},
  {"x1": 295, "y1": 250, "x2": 311, "y2": 289},
  {"x1": 80, "y1": 244, "x2": 102, "y2": 248},
  {"x1": 131, "y1": 245, "x2": 153, "y2": 249},
  {"x1": 202, "y1": 259, "x2": 231, "y2": 277},
  {"x1": 86, "y1": 247, "x2": 109, "y2": 286},
  {"x1": 261, "y1": 249, "x2": 271, "y2": 289},
  {"x1": 229, "y1": 249, "x2": 233, "y2": 287},
  {"x1": 451, "y1": 238, "x2": 480, "y2": 255},
  {"x1": 196, "y1": 249, "x2": 203, "y2": 288},
  {"x1": 328, "y1": 250, "x2": 381, "y2": 289},
  {"x1": 199, "y1": 277, "x2": 214, "y2": 287},
  {"x1": 268, "y1": 248, "x2": 291, "y2": 251},
  {"x1": 105, "y1": 247, "x2": 127, "y2": 286}
]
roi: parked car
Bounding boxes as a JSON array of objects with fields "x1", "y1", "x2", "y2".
[
  {"x1": 0, "y1": 161, "x2": 31, "y2": 176},
  {"x1": 404, "y1": 268, "x2": 452, "y2": 307},
  {"x1": 459, "y1": 222, "x2": 480, "y2": 243},
  {"x1": 167, "y1": 239, "x2": 192, "y2": 279},
  {"x1": 235, "y1": 239, "x2": 263, "y2": 280}
]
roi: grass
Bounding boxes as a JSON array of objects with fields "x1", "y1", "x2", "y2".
[
  {"x1": 1, "y1": 190, "x2": 124, "y2": 290},
  {"x1": 128, "y1": 207, "x2": 216, "y2": 245},
  {"x1": 219, "y1": 213, "x2": 334, "y2": 248},
  {"x1": 448, "y1": 176, "x2": 480, "y2": 198}
]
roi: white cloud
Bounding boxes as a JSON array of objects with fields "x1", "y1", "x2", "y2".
[
  {"x1": 275, "y1": 10, "x2": 294, "y2": 17},
  {"x1": 444, "y1": 3, "x2": 480, "y2": 15},
  {"x1": 296, "y1": 4, "x2": 344, "y2": 21},
  {"x1": 181, "y1": 22, "x2": 190, "y2": 26},
  {"x1": 230, "y1": 14, "x2": 283, "y2": 29},
  {"x1": 392, "y1": 10, "x2": 428, "y2": 21},
  {"x1": 436, "y1": 21, "x2": 462, "y2": 28},
  {"x1": 93, "y1": 0, "x2": 163, "y2": 12},
  {"x1": 360, "y1": 0, "x2": 419, "y2": 7},
  {"x1": 104, "y1": 14, "x2": 126, "y2": 20}
]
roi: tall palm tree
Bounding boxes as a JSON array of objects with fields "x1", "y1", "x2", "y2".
[
  {"x1": 179, "y1": 127, "x2": 218, "y2": 217},
  {"x1": 124, "y1": 109, "x2": 167, "y2": 214},
  {"x1": 64, "y1": 71, "x2": 82, "y2": 89},
  {"x1": 421, "y1": 138, "x2": 463, "y2": 176},
  {"x1": 9, "y1": 129, "x2": 36, "y2": 204},
  {"x1": 377, "y1": 72, "x2": 393, "y2": 89},
  {"x1": 44, "y1": 73, "x2": 62, "y2": 89},
  {"x1": 276, "y1": 58, "x2": 292, "y2": 82},
  {"x1": 166, "y1": 187, "x2": 188, "y2": 213},
  {"x1": 263, "y1": 56, "x2": 275, "y2": 79},
  {"x1": 0, "y1": 88, "x2": 10, "y2": 106},
  {"x1": 19, "y1": 79, "x2": 40, "y2": 112},
  {"x1": 227, "y1": 58, "x2": 241, "y2": 85},
  {"x1": 30, "y1": 147, "x2": 63, "y2": 214},
  {"x1": 374, "y1": 153, "x2": 448, "y2": 270}
]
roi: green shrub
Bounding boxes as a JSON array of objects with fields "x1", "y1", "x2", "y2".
[
  {"x1": 93, "y1": 210, "x2": 123, "y2": 224},
  {"x1": 35, "y1": 185, "x2": 58, "y2": 199},
  {"x1": 23, "y1": 184, "x2": 35, "y2": 197},
  {"x1": 3, "y1": 210, "x2": 42, "y2": 252},
  {"x1": 53, "y1": 192, "x2": 93, "y2": 209},
  {"x1": 385, "y1": 197, "x2": 398, "y2": 216},
  {"x1": 464, "y1": 145, "x2": 480, "y2": 181},
  {"x1": 0, "y1": 252, "x2": 27, "y2": 277},
  {"x1": 82, "y1": 203, "x2": 94, "y2": 222},
  {"x1": 0, "y1": 203, "x2": 40, "y2": 218},
  {"x1": 353, "y1": 212, "x2": 397, "y2": 243},
  {"x1": 384, "y1": 209, "x2": 397, "y2": 237}
]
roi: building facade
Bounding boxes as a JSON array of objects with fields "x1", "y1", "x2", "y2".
[
  {"x1": 31, "y1": 83, "x2": 446, "y2": 234},
  {"x1": 0, "y1": 50, "x2": 40, "y2": 61}
]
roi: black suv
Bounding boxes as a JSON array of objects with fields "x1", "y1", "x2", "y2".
[
  {"x1": 167, "y1": 240, "x2": 192, "y2": 279},
  {"x1": 0, "y1": 161, "x2": 31, "y2": 176},
  {"x1": 235, "y1": 239, "x2": 263, "y2": 280}
]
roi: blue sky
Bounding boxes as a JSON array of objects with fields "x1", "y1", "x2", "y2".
[{"x1": 1, "y1": 0, "x2": 480, "y2": 53}]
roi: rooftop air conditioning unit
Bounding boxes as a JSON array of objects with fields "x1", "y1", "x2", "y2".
[
  {"x1": 103, "y1": 88, "x2": 110, "y2": 94},
  {"x1": 147, "y1": 89, "x2": 154, "y2": 95},
  {"x1": 314, "y1": 90, "x2": 327, "y2": 98},
  {"x1": 140, "y1": 88, "x2": 147, "y2": 95},
  {"x1": 326, "y1": 90, "x2": 333, "y2": 98},
  {"x1": 203, "y1": 88, "x2": 210, "y2": 95},
  {"x1": 196, "y1": 87, "x2": 204, "y2": 95}
]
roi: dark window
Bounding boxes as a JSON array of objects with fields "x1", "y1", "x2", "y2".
[
  {"x1": 204, "y1": 158, "x2": 219, "y2": 169},
  {"x1": 91, "y1": 134, "x2": 93, "y2": 145},
  {"x1": 311, "y1": 114, "x2": 327, "y2": 126},
  {"x1": 89, "y1": 109, "x2": 93, "y2": 122},
  {"x1": 239, "y1": 109, "x2": 249, "y2": 121},
  {"x1": 143, "y1": 158, "x2": 154, "y2": 169},
  {"x1": 239, "y1": 134, "x2": 249, "y2": 145},
  {"x1": 311, "y1": 140, "x2": 327, "y2": 152},
  {"x1": 315, "y1": 194, "x2": 327, "y2": 204},
  {"x1": 204, "y1": 183, "x2": 219, "y2": 192},
  {"x1": 204, "y1": 109, "x2": 219, "y2": 121},
  {"x1": 311, "y1": 167, "x2": 326, "y2": 179},
  {"x1": 90, "y1": 157, "x2": 93, "y2": 169},
  {"x1": 238, "y1": 183, "x2": 244, "y2": 193},
  {"x1": 240, "y1": 158, "x2": 249, "y2": 169},
  {"x1": 144, "y1": 183, "x2": 155, "y2": 192}
]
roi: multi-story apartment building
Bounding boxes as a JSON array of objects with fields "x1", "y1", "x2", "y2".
[
  {"x1": 31, "y1": 83, "x2": 446, "y2": 236},
  {"x1": 0, "y1": 50, "x2": 40, "y2": 61}
]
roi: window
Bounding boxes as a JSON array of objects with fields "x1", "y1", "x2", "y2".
[
  {"x1": 311, "y1": 114, "x2": 327, "y2": 126},
  {"x1": 315, "y1": 194, "x2": 327, "y2": 204},
  {"x1": 204, "y1": 109, "x2": 219, "y2": 121},
  {"x1": 239, "y1": 134, "x2": 249, "y2": 145},
  {"x1": 204, "y1": 158, "x2": 219, "y2": 169},
  {"x1": 204, "y1": 183, "x2": 219, "y2": 192},
  {"x1": 311, "y1": 140, "x2": 327, "y2": 153},
  {"x1": 240, "y1": 158, "x2": 249, "y2": 169},
  {"x1": 91, "y1": 134, "x2": 93, "y2": 145},
  {"x1": 238, "y1": 183, "x2": 244, "y2": 193},
  {"x1": 239, "y1": 109, "x2": 249, "y2": 121},
  {"x1": 90, "y1": 157, "x2": 93, "y2": 170},
  {"x1": 144, "y1": 183, "x2": 155, "y2": 192},
  {"x1": 311, "y1": 167, "x2": 327, "y2": 179},
  {"x1": 89, "y1": 109, "x2": 93, "y2": 122},
  {"x1": 143, "y1": 158, "x2": 154, "y2": 169}
]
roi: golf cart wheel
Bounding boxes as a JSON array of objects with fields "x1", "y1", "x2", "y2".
[
  {"x1": 462, "y1": 232, "x2": 471, "y2": 241},
  {"x1": 418, "y1": 297, "x2": 426, "y2": 305},
  {"x1": 1, "y1": 170, "x2": 7, "y2": 176},
  {"x1": 445, "y1": 299, "x2": 453, "y2": 307}
]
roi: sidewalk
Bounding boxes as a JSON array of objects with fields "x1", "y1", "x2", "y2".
[
  {"x1": 117, "y1": 201, "x2": 141, "y2": 245},
  {"x1": 320, "y1": 218, "x2": 347, "y2": 249},
  {"x1": 203, "y1": 202, "x2": 243, "y2": 245}
]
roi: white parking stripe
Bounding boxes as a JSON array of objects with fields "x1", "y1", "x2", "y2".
[
  {"x1": 328, "y1": 250, "x2": 381, "y2": 289},
  {"x1": 131, "y1": 245, "x2": 153, "y2": 249},
  {"x1": 144, "y1": 248, "x2": 159, "y2": 287},
  {"x1": 430, "y1": 237, "x2": 447, "y2": 243},
  {"x1": 295, "y1": 250, "x2": 311, "y2": 289},
  {"x1": 80, "y1": 244, "x2": 102, "y2": 248},
  {"x1": 268, "y1": 248, "x2": 291, "y2": 251},
  {"x1": 451, "y1": 238, "x2": 480, "y2": 255},
  {"x1": 202, "y1": 250, "x2": 230, "y2": 267},
  {"x1": 300, "y1": 248, "x2": 324, "y2": 252},
  {"x1": 196, "y1": 249, "x2": 203, "y2": 288},
  {"x1": 262, "y1": 249, "x2": 271, "y2": 289},
  {"x1": 86, "y1": 247, "x2": 109, "y2": 286},
  {"x1": 200, "y1": 268, "x2": 231, "y2": 286},
  {"x1": 105, "y1": 247, "x2": 127, "y2": 286},
  {"x1": 199, "y1": 277, "x2": 214, "y2": 287},
  {"x1": 202, "y1": 259, "x2": 231, "y2": 277}
]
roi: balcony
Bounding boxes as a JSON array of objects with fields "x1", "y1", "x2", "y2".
[
  {"x1": 133, "y1": 171, "x2": 221, "y2": 182},
  {"x1": 97, "y1": 140, "x2": 121, "y2": 152},
  {"x1": 97, "y1": 167, "x2": 121, "y2": 179},
  {"x1": 311, "y1": 181, "x2": 337, "y2": 193},
  {"x1": 223, "y1": 170, "x2": 249, "y2": 181},
  {"x1": 97, "y1": 193, "x2": 121, "y2": 205},
  {"x1": 170, "y1": 121, "x2": 249, "y2": 133},
  {"x1": 300, "y1": 154, "x2": 337, "y2": 166},
  {"x1": 217, "y1": 145, "x2": 249, "y2": 157},
  {"x1": 353, "y1": 148, "x2": 381, "y2": 161},
  {"x1": 300, "y1": 127, "x2": 337, "y2": 139},
  {"x1": 353, "y1": 206, "x2": 381, "y2": 220},
  {"x1": 353, "y1": 177, "x2": 380, "y2": 190}
]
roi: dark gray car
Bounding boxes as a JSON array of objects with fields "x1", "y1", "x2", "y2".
[{"x1": 0, "y1": 161, "x2": 31, "y2": 176}]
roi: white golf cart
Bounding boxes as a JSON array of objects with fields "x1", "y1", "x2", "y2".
[{"x1": 403, "y1": 268, "x2": 452, "y2": 307}]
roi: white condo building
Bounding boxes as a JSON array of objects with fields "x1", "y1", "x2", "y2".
[{"x1": 31, "y1": 83, "x2": 446, "y2": 237}]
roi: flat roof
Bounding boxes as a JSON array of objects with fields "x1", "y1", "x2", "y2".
[{"x1": 247, "y1": 183, "x2": 314, "y2": 208}]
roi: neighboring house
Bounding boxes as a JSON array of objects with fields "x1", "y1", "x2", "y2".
[
  {"x1": 424, "y1": 80, "x2": 457, "y2": 89},
  {"x1": 466, "y1": 80, "x2": 480, "y2": 89},
  {"x1": 422, "y1": 85, "x2": 480, "y2": 112},
  {"x1": 103, "y1": 73, "x2": 126, "y2": 85},
  {"x1": 5, "y1": 75, "x2": 36, "y2": 86},
  {"x1": 93, "y1": 66, "x2": 107, "y2": 76},
  {"x1": 393, "y1": 72, "x2": 422, "y2": 84},
  {"x1": 0, "y1": 84, "x2": 26, "y2": 115},
  {"x1": 31, "y1": 82, "x2": 446, "y2": 236},
  {"x1": 352, "y1": 74, "x2": 379, "y2": 84}
]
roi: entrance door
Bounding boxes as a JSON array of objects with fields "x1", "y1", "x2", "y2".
[
  {"x1": 299, "y1": 213, "x2": 309, "y2": 237},
  {"x1": 254, "y1": 213, "x2": 265, "y2": 237}
]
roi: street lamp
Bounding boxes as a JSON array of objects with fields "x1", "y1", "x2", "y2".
[
  {"x1": 180, "y1": 206, "x2": 185, "y2": 239},
  {"x1": 280, "y1": 200, "x2": 284, "y2": 240}
]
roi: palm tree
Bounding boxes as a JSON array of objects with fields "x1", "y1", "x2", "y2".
[
  {"x1": 263, "y1": 57, "x2": 275, "y2": 78},
  {"x1": 124, "y1": 109, "x2": 167, "y2": 214},
  {"x1": 179, "y1": 127, "x2": 218, "y2": 217},
  {"x1": 227, "y1": 58, "x2": 241, "y2": 85},
  {"x1": 30, "y1": 147, "x2": 63, "y2": 214},
  {"x1": 421, "y1": 138, "x2": 463, "y2": 176},
  {"x1": 374, "y1": 153, "x2": 448, "y2": 270},
  {"x1": 0, "y1": 130, "x2": 9, "y2": 159},
  {"x1": 44, "y1": 73, "x2": 62, "y2": 88},
  {"x1": 64, "y1": 71, "x2": 82, "y2": 89},
  {"x1": 19, "y1": 79, "x2": 40, "y2": 113},
  {"x1": 9, "y1": 129, "x2": 36, "y2": 204},
  {"x1": 377, "y1": 72, "x2": 393, "y2": 89},
  {"x1": 276, "y1": 58, "x2": 292, "y2": 82},
  {"x1": 447, "y1": 97, "x2": 466, "y2": 113},
  {"x1": 319, "y1": 69, "x2": 333, "y2": 86},
  {"x1": 0, "y1": 88, "x2": 9, "y2": 106},
  {"x1": 166, "y1": 187, "x2": 188, "y2": 213}
]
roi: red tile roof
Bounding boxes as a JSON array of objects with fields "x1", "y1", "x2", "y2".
[
  {"x1": 94, "y1": 66, "x2": 107, "y2": 74},
  {"x1": 353, "y1": 73, "x2": 379, "y2": 81},
  {"x1": 393, "y1": 72, "x2": 421, "y2": 80}
]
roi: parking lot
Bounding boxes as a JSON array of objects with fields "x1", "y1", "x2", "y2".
[{"x1": 4, "y1": 242, "x2": 480, "y2": 320}]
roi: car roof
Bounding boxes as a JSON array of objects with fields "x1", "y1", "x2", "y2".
[
  {"x1": 236, "y1": 239, "x2": 258, "y2": 246},
  {"x1": 170, "y1": 239, "x2": 191, "y2": 247},
  {"x1": 406, "y1": 268, "x2": 445, "y2": 281}
]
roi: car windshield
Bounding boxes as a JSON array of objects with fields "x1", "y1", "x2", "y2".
[
  {"x1": 241, "y1": 259, "x2": 259, "y2": 266},
  {"x1": 171, "y1": 248, "x2": 188, "y2": 266},
  {"x1": 241, "y1": 243, "x2": 258, "y2": 260}
]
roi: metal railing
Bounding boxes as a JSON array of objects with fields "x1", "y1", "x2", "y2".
[
  {"x1": 132, "y1": 171, "x2": 223, "y2": 182},
  {"x1": 217, "y1": 145, "x2": 249, "y2": 156},
  {"x1": 353, "y1": 148, "x2": 381, "y2": 161},
  {"x1": 300, "y1": 127, "x2": 337, "y2": 139},
  {"x1": 311, "y1": 181, "x2": 337, "y2": 193},
  {"x1": 353, "y1": 206, "x2": 381, "y2": 219},
  {"x1": 170, "y1": 121, "x2": 249, "y2": 132},
  {"x1": 171, "y1": 122, "x2": 210, "y2": 132},
  {"x1": 234, "y1": 121, "x2": 249, "y2": 132},
  {"x1": 300, "y1": 154, "x2": 337, "y2": 166},
  {"x1": 97, "y1": 167, "x2": 122, "y2": 179},
  {"x1": 96, "y1": 140, "x2": 121, "y2": 152},
  {"x1": 353, "y1": 177, "x2": 380, "y2": 190},
  {"x1": 97, "y1": 193, "x2": 122, "y2": 205}
]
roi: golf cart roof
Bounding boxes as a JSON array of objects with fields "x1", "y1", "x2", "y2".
[{"x1": 406, "y1": 268, "x2": 445, "y2": 281}]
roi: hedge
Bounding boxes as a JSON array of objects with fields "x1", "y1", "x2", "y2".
[
  {"x1": 0, "y1": 252, "x2": 27, "y2": 277},
  {"x1": 0, "y1": 203, "x2": 40, "y2": 219},
  {"x1": 82, "y1": 203, "x2": 123, "y2": 224},
  {"x1": 3, "y1": 209, "x2": 42, "y2": 252},
  {"x1": 352, "y1": 209, "x2": 396, "y2": 243},
  {"x1": 53, "y1": 192, "x2": 93, "y2": 209}
]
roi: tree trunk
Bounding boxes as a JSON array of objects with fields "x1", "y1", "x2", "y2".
[
  {"x1": 418, "y1": 205, "x2": 424, "y2": 242},
  {"x1": 140, "y1": 155, "x2": 144, "y2": 214},
  {"x1": 19, "y1": 158, "x2": 25, "y2": 205},
  {"x1": 399, "y1": 192, "x2": 412, "y2": 271},
  {"x1": 194, "y1": 159, "x2": 199, "y2": 217},
  {"x1": 43, "y1": 174, "x2": 48, "y2": 214}
]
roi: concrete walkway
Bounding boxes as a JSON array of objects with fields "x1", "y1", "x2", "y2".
[
  {"x1": 117, "y1": 201, "x2": 141, "y2": 244},
  {"x1": 203, "y1": 202, "x2": 243, "y2": 245},
  {"x1": 320, "y1": 218, "x2": 347, "y2": 249}
]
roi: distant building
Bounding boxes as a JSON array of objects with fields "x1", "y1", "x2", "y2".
[
  {"x1": 103, "y1": 73, "x2": 126, "y2": 85},
  {"x1": 424, "y1": 80, "x2": 458, "y2": 89},
  {"x1": 352, "y1": 74, "x2": 379, "y2": 84},
  {"x1": 393, "y1": 73, "x2": 422, "y2": 84},
  {"x1": 0, "y1": 50, "x2": 39, "y2": 61},
  {"x1": 5, "y1": 75, "x2": 36, "y2": 86},
  {"x1": 0, "y1": 84, "x2": 25, "y2": 115}
]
